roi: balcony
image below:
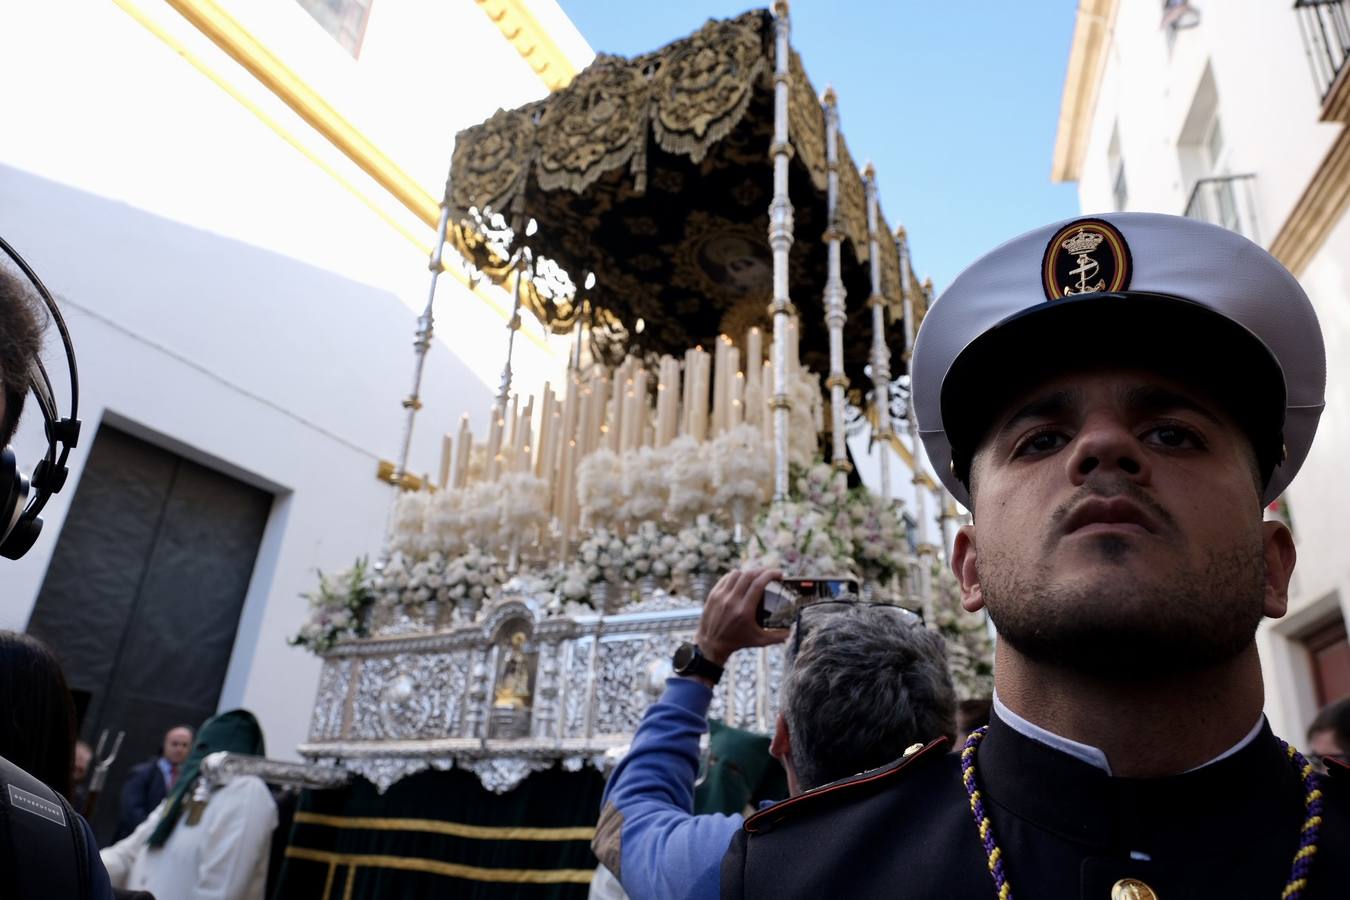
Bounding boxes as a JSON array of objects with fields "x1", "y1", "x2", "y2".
[
  {"x1": 1295, "y1": 0, "x2": 1350, "y2": 120},
  {"x1": 1184, "y1": 174, "x2": 1260, "y2": 242}
]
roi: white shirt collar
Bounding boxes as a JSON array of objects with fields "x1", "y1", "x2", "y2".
[{"x1": 991, "y1": 693, "x2": 1265, "y2": 776}]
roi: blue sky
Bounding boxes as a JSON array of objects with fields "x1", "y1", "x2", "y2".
[{"x1": 557, "y1": 1, "x2": 1081, "y2": 292}]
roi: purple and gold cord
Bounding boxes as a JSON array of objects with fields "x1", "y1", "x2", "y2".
[{"x1": 960, "y1": 727, "x2": 1323, "y2": 900}]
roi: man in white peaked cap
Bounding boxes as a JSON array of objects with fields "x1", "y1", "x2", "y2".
[{"x1": 721, "y1": 213, "x2": 1350, "y2": 899}]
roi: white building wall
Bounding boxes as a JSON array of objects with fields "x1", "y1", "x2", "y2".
[
  {"x1": 0, "y1": 0, "x2": 590, "y2": 758},
  {"x1": 1067, "y1": 2, "x2": 1350, "y2": 742}
]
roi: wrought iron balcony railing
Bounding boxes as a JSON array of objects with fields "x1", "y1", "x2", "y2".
[
  {"x1": 1184, "y1": 174, "x2": 1260, "y2": 243},
  {"x1": 1296, "y1": 0, "x2": 1350, "y2": 105}
]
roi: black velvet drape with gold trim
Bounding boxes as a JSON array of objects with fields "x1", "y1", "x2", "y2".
[{"x1": 273, "y1": 766, "x2": 604, "y2": 899}]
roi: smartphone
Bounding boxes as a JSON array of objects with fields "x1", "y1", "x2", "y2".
[{"x1": 756, "y1": 576, "x2": 862, "y2": 629}]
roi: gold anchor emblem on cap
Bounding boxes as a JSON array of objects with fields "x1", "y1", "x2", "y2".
[{"x1": 1111, "y1": 878, "x2": 1158, "y2": 900}]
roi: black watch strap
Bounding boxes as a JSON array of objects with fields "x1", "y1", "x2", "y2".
[{"x1": 672, "y1": 642, "x2": 724, "y2": 684}]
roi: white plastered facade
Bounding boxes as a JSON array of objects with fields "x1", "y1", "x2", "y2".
[{"x1": 1060, "y1": 0, "x2": 1350, "y2": 743}]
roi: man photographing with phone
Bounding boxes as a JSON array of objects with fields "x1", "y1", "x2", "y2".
[{"x1": 593, "y1": 568, "x2": 956, "y2": 900}]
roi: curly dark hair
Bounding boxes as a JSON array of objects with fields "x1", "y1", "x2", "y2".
[{"x1": 0, "y1": 267, "x2": 45, "y2": 446}]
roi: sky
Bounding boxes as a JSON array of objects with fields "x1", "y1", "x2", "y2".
[{"x1": 556, "y1": 0, "x2": 1082, "y2": 292}]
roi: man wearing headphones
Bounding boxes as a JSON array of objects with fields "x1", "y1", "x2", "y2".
[
  {"x1": 0, "y1": 245, "x2": 108, "y2": 899},
  {"x1": 721, "y1": 214, "x2": 1350, "y2": 898}
]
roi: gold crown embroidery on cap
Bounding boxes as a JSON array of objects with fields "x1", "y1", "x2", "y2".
[{"x1": 1041, "y1": 218, "x2": 1132, "y2": 301}]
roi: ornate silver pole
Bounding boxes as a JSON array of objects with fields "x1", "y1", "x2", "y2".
[
  {"x1": 392, "y1": 202, "x2": 452, "y2": 490},
  {"x1": 896, "y1": 224, "x2": 934, "y2": 621},
  {"x1": 488, "y1": 250, "x2": 529, "y2": 483},
  {"x1": 896, "y1": 225, "x2": 929, "y2": 551},
  {"x1": 864, "y1": 163, "x2": 892, "y2": 501},
  {"x1": 822, "y1": 87, "x2": 849, "y2": 472},
  {"x1": 769, "y1": 0, "x2": 795, "y2": 501}
]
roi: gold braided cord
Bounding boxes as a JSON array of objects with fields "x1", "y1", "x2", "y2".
[
  {"x1": 293, "y1": 810, "x2": 595, "y2": 841},
  {"x1": 284, "y1": 846, "x2": 595, "y2": 884}
]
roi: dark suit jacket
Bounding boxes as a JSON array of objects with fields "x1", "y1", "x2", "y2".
[
  {"x1": 113, "y1": 758, "x2": 166, "y2": 843},
  {"x1": 722, "y1": 714, "x2": 1350, "y2": 899}
]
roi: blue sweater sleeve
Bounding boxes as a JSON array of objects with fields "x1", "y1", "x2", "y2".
[{"x1": 596, "y1": 677, "x2": 744, "y2": 900}]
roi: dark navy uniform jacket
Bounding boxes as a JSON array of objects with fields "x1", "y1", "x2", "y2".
[{"x1": 721, "y1": 712, "x2": 1350, "y2": 898}]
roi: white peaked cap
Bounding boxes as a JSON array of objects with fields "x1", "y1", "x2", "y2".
[{"x1": 912, "y1": 212, "x2": 1325, "y2": 509}]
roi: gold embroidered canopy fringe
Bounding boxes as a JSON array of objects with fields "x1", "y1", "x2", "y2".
[{"x1": 443, "y1": 9, "x2": 924, "y2": 391}]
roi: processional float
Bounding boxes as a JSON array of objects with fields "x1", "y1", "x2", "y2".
[{"x1": 277, "y1": 6, "x2": 989, "y2": 896}]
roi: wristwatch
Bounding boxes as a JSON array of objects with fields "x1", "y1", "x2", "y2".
[{"x1": 672, "y1": 642, "x2": 724, "y2": 685}]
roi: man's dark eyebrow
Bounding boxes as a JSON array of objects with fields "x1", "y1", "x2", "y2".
[
  {"x1": 992, "y1": 389, "x2": 1078, "y2": 445},
  {"x1": 1122, "y1": 384, "x2": 1225, "y2": 426}
]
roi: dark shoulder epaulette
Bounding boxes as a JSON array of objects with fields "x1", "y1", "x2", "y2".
[{"x1": 743, "y1": 737, "x2": 948, "y2": 834}]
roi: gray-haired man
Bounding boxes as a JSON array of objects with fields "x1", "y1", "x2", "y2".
[{"x1": 592, "y1": 568, "x2": 956, "y2": 900}]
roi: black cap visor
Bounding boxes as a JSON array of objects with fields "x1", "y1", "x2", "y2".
[{"x1": 940, "y1": 292, "x2": 1287, "y2": 491}]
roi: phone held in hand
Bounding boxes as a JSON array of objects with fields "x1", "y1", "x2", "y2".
[{"x1": 756, "y1": 576, "x2": 862, "y2": 629}]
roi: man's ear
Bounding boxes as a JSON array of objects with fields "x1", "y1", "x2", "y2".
[
  {"x1": 770, "y1": 712, "x2": 801, "y2": 797},
  {"x1": 1260, "y1": 520, "x2": 1296, "y2": 619},
  {"x1": 770, "y1": 712, "x2": 790, "y2": 760},
  {"x1": 952, "y1": 524, "x2": 984, "y2": 613}
]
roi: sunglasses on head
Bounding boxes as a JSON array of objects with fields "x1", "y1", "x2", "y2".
[{"x1": 790, "y1": 600, "x2": 924, "y2": 654}]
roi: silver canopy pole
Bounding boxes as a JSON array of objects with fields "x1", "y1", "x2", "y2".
[
  {"x1": 864, "y1": 163, "x2": 892, "y2": 501},
  {"x1": 769, "y1": 0, "x2": 795, "y2": 501},
  {"x1": 392, "y1": 201, "x2": 452, "y2": 492},
  {"x1": 822, "y1": 86, "x2": 850, "y2": 473}
]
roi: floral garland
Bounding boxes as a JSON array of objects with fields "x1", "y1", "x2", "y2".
[
  {"x1": 846, "y1": 489, "x2": 910, "y2": 586},
  {"x1": 576, "y1": 526, "x2": 626, "y2": 586},
  {"x1": 443, "y1": 546, "x2": 505, "y2": 608},
  {"x1": 371, "y1": 551, "x2": 449, "y2": 615},
  {"x1": 743, "y1": 498, "x2": 856, "y2": 576},
  {"x1": 290, "y1": 557, "x2": 376, "y2": 653},
  {"x1": 622, "y1": 520, "x2": 680, "y2": 584},
  {"x1": 673, "y1": 514, "x2": 736, "y2": 578}
]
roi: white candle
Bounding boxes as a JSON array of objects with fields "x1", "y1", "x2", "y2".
[
  {"x1": 438, "y1": 434, "x2": 453, "y2": 489},
  {"x1": 454, "y1": 414, "x2": 472, "y2": 488}
]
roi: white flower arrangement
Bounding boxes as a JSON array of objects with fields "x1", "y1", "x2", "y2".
[
  {"x1": 787, "y1": 369, "x2": 825, "y2": 469},
  {"x1": 743, "y1": 500, "x2": 856, "y2": 576},
  {"x1": 497, "y1": 472, "x2": 551, "y2": 547},
  {"x1": 619, "y1": 444, "x2": 671, "y2": 527},
  {"x1": 846, "y1": 490, "x2": 911, "y2": 585},
  {"x1": 576, "y1": 526, "x2": 626, "y2": 586},
  {"x1": 622, "y1": 520, "x2": 680, "y2": 583},
  {"x1": 443, "y1": 545, "x2": 504, "y2": 608},
  {"x1": 673, "y1": 514, "x2": 736, "y2": 578},
  {"x1": 387, "y1": 491, "x2": 431, "y2": 559},
  {"x1": 459, "y1": 481, "x2": 504, "y2": 550},
  {"x1": 290, "y1": 557, "x2": 376, "y2": 653},
  {"x1": 665, "y1": 435, "x2": 715, "y2": 525},
  {"x1": 710, "y1": 425, "x2": 774, "y2": 525},
  {"x1": 426, "y1": 489, "x2": 468, "y2": 558},
  {"x1": 577, "y1": 449, "x2": 626, "y2": 528}
]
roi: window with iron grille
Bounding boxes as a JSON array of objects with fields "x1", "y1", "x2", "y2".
[{"x1": 1295, "y1": 0, "x2": 1350, "y2": 100}]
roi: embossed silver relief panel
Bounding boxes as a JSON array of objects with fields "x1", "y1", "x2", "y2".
[
  {"x1": 562, "y1": 637, "x2": 593, "y2": 739},
  {"x1": 307, "y1": 593, "x2": 790, "y2": 792},
  {"x1": 309, "y1": 659, "x2": 352, "y2": 742}
]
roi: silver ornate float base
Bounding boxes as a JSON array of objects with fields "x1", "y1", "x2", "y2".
[{"x1": 300, "y1": 586, "x2": 785, "y2": 794}]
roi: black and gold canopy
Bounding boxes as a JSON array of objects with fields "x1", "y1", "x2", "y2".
[{"x1": 445, "y1": 9, "x2": 925, "y2": 389}]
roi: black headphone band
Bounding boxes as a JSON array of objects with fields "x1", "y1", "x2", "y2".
[{"x1": 0, "y1": 236, "x2": 81, "y2": 560}]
